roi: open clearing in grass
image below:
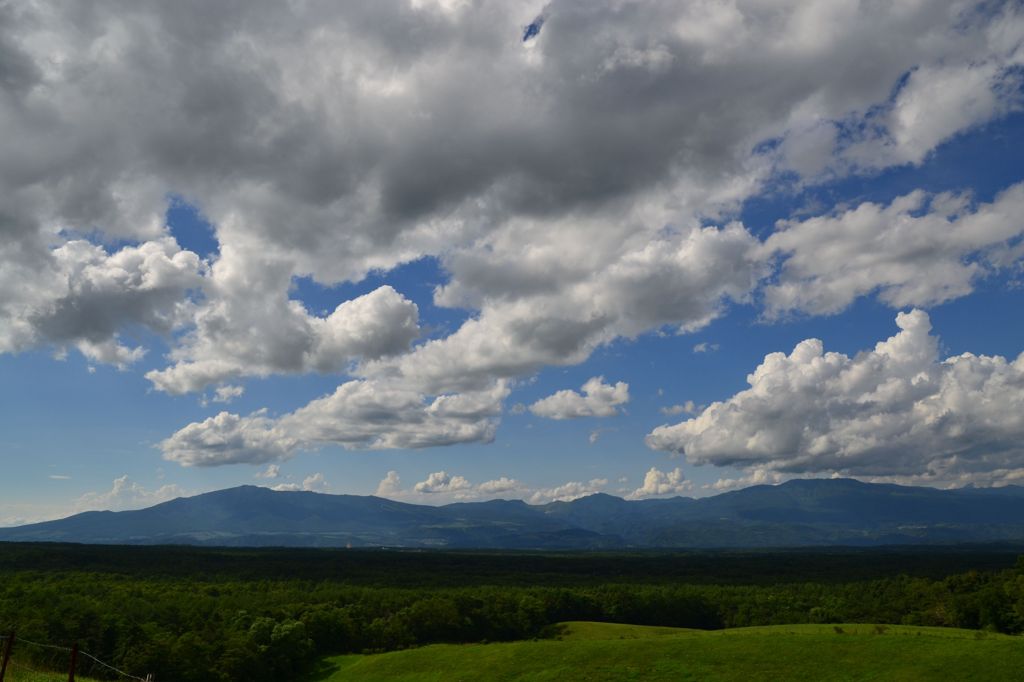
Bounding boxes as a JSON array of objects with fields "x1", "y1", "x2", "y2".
[{"x1": 311, "y1": 621, "x2": 1024, "y2": 682}]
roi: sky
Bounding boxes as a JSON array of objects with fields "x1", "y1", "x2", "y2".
[{"x1": 2, "y1": 0, "x2": 1024, "y2": 525}]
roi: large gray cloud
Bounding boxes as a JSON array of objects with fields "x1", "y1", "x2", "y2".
[
  {"x1": 647, "y1": 310, "x2": 1024, "y2": 485},
  {"x1": 5, "y1": 2, "x2": 1017, "y2": 346},
  {"x1": 146, "y1": 281, "x2": 420, "y2": 394},
  {"x1": 0, "y1": 237, "x2": 203, "y2": 366},
  {"x1": 362, "y1": 219, "x2": 763, "y2": 395}
]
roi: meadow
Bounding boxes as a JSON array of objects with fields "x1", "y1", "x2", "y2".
[{"x1": 314, "y1": 621, "x2": 1024, "y2": 682}]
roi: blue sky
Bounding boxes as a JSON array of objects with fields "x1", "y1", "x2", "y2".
[{"x1": 2, "y1": 1, "x2": 1023, "y2": 523}]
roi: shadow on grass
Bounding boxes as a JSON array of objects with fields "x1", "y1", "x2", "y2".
[
  {"x1": 542, "y1": 622, "x2": 569, "y2": 640},
  {"x1": 304, "y1": 657, "x2": 342, "y2": 681},
  {"x1": 304, "y1": 654, "x2": 363, "y2": 681}
]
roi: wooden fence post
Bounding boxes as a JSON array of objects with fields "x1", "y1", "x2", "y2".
[
  {"x1": 0, "y1": 631, "x2": 14, "y2": 682},
  {"x1": 68, "y1": 642, "x2": 78, "y2": 682}
]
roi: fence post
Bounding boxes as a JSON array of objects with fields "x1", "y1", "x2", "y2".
[
  {"x1": 68, "y1": 642, "x2": 78, "y2": 682},
  {"x1": 0, "y1": 631, "x2": 13, "y2": 682}
]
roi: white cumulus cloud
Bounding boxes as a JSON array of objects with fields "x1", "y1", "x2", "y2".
[
  {"x1": 161, "y1": 380, "x2": 509, "y2": 465},
  {"x1": 476, "y1": 476, "x2": 521, "y2": 495},
  {"x1": 74, "y1": 476, "x2": 188, "y2": 513},
  {"x1": 413, "y1": 471, "x2": 472, "y2": 494},
  {"x1": 647, "y1": 310, "x2": 1024, "y2": 486},
  {"x1": 159, "y1": 410, "x2": 297, "y2": 467},
  {"x1": 375, "y1": 471, "x2": 403, "y2": 497},
  {"x1": 762, "y1": 183, "x2": 1024, "y2": 317},
  {"x1": 530, "y1": 376, "x2": 630, "y2": 419},
  {"x1": 212, "y1": 385, "x2": 245, "y2": 404},
  {"x1": 255, "y1": 464, "x2": 281, "y2": 479},
  {"x1": 660, "y1": 401, "x2": 697, "y2": 416},
  {"x1": 707, "y1": 468, "x2": 786, "y2": 492},
  {"x1": 147, "y1": 283, "x2": 420, "y2": 394},
  {"x1": 626, "y1": 467, "x2": 692, "y2": 499},
  {"x1": 272, "y1": 472, "x2": 330, "y2": 493},
  {"x1": 527, "y1": 478, "x2": 608, "y2": 504}
]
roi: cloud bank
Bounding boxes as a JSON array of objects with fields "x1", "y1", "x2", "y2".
[
  {"x1": 374, "y1": 470, "x2": 522, "y2": 502},
  {"x1": 161, "y1": 381, "x2": 509, "y2": 465},
  {"x1": 763, "y1": 183, "x2": 1024, "y2": 317},
  {"x1": 648, "y1": 310, "x2": 1024, "y2": 486}
]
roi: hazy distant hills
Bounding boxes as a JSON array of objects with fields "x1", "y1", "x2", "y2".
[{"x1": 3, "y1": 478, "x2": 1024, "y2": 549}]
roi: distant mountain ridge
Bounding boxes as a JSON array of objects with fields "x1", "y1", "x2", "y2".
[{"x1": 3, "y1": 478, "x2": 1024, "y2": 548}]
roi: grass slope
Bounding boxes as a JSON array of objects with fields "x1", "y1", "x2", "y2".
[{"x1": 311, "y1": 622, "x2": 1023, "y2": 681}]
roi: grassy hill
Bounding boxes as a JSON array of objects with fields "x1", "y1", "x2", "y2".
[{"x1": 310, "y1": 621, "x2": 1024, "y2": 681}]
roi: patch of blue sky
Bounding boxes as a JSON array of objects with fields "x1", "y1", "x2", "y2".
[
  {"x1": 0, "y1": 345, "x2": 351, "y2": 509},
  {"x1": 236, "y1": 371, "x2": 351, "y2": 418},
  {"x1": 741, "y1": 110, "x2": 1024, "y2": 240},
  {"x1": 165, "y1": 195, "x2": 219, "y2": 259},
  {"x1": 0, "y1": 349, "x2": 180, "y2": 494},
  {"x1": 522, "y1": 16, "x2": 544, "y2": 43}
]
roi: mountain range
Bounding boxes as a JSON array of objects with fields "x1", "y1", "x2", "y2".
[{"x1": 3, "y1": 478, "x2": 1024, "y2": 549}]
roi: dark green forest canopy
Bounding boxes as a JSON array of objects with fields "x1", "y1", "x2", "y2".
[
  {"x1": 2, "y1": 542, "x2": 1022, "y2": 585},
  {"x1": 2, "y1": 543, "x2": 1024, "y2": 681}
]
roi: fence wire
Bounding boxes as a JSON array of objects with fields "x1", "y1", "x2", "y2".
[
  {"x1": 1, "y1": 632, "x2": 150, "y2": 682},
  {"x1": 4, "y1": 638, "x2": 74, "y2": 682}
]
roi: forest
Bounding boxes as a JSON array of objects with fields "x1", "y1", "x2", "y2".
[{"x1": 1, "y1": 543, "x2": 1023, "y2": 681}]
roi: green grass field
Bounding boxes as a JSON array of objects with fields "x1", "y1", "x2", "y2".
[
  {"x1": 3, "y1": 665, "x2": 102, "y2": 682},
  {"x1": 310, "y1": 622, "x2": 1024, "y2": 681}
]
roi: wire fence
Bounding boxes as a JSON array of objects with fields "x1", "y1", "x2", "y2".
[{"x1": 0, "y1": 633, "x2": 151, "y2": 682}]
